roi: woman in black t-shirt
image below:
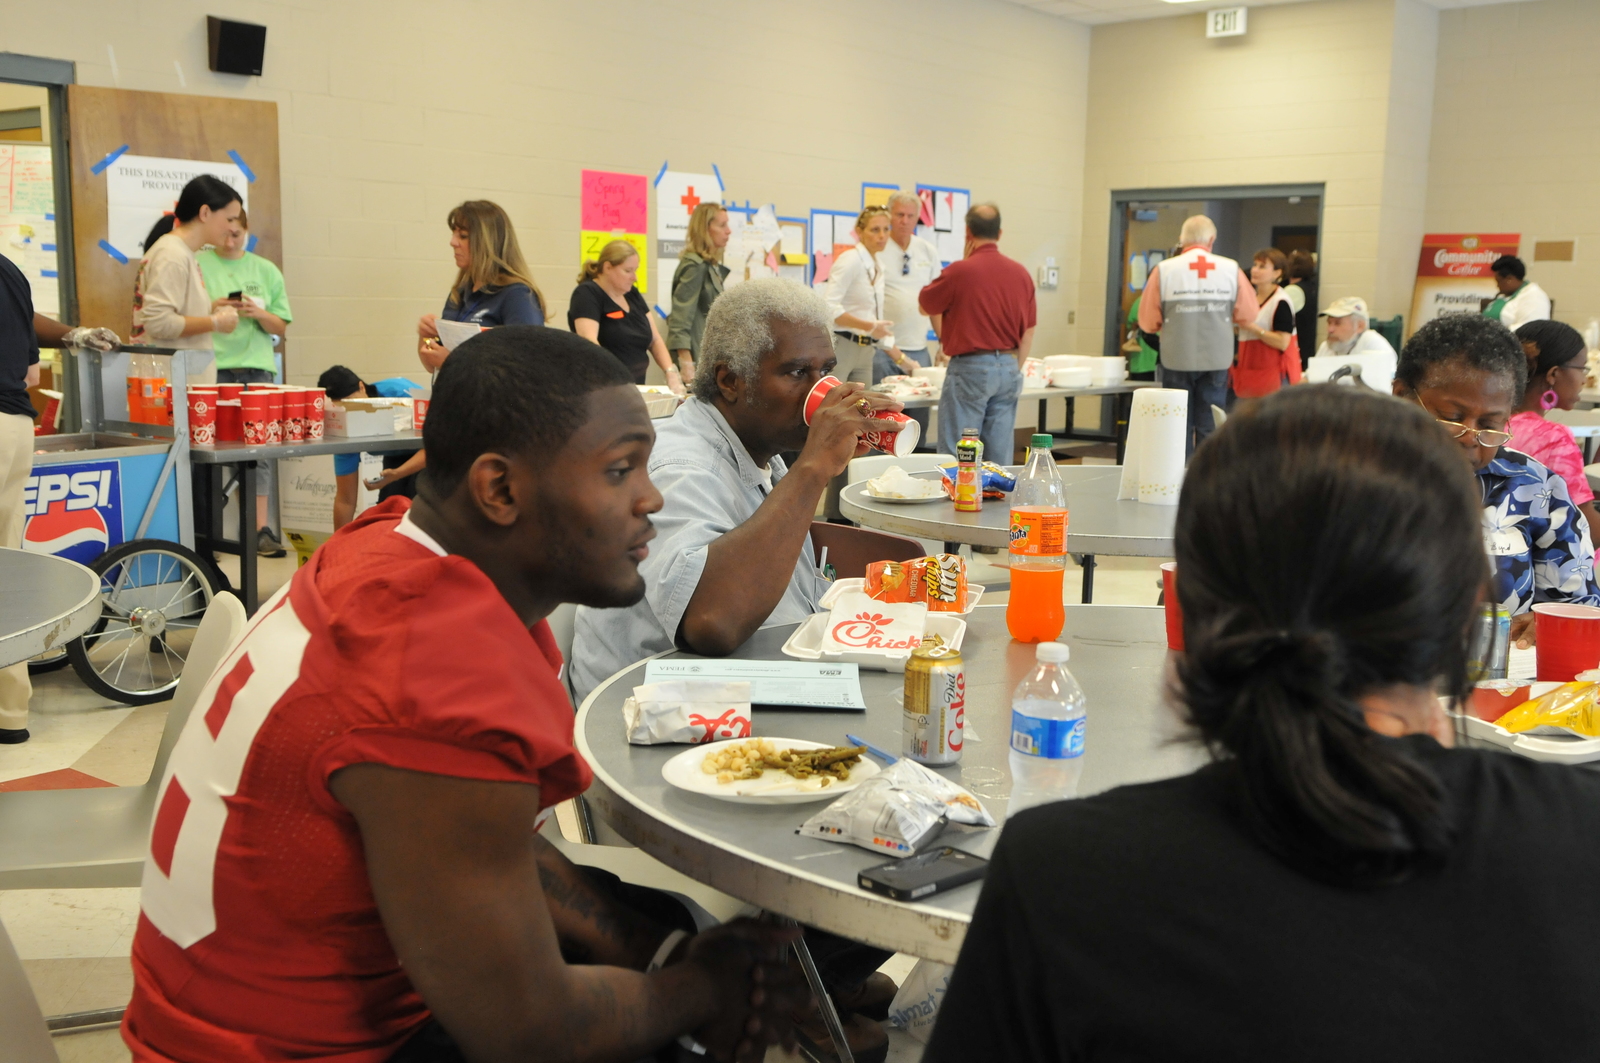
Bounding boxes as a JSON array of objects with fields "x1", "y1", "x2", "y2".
[
  {"x1": 927, "y1": 385, "x2": 1600, "y2": 1063},
  {"x1": 568, "y1": 241, "x2": 682, "y2": 393}
]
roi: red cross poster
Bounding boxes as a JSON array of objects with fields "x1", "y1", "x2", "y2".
[
  {"x1": 580, "y1": 169, "x2": 649, "y2": 294},
  {"x1": 1408, "y1": 233, "x2": 1520, "y2": 337},
  {"x1": 653, "y1": 168, "x2": 722, "y2": 314}
]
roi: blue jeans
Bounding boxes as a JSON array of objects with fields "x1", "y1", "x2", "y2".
[
  {"x1": 1157, "y1": 366, "x2": 1229, "y2": 457},
  {"x1": 937, "y1": 352, "x2": 1023, "y2": 460},
  {"x1": 876, "y1": 348, "x2": 932, "y2": 447}
]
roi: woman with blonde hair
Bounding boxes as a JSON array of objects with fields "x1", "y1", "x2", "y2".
[
  {"x1": 824, "y1": 206, "x2": 905, "y2": 384},
  {"x1": 666, "y1": 201, "x2": 730, "y2": 383},
  {"x1": 417, "y1": 200, "x2": 545, "y2": 371},
  {"x1": 569, "y1": 239, "x2": 682, "y2": 394}
]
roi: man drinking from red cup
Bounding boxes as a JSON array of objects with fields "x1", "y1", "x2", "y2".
[{"x1": 571, "y1": 278, "x2": 905, "y2": 1059}]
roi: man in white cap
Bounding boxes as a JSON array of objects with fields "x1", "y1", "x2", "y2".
[{"x1": 1306, "y1": 296, "x2": 1397, "y2": 390}]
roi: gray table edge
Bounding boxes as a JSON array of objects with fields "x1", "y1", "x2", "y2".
[
  {"x1": 187, "y1": 431, "x2": 425, "y2": 464},
  {"x1": 0, "y1": 549, "x2": 103, "y2": 668}
]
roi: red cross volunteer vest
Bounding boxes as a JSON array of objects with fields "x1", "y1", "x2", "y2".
[{"x1": 1156, "y1": 248, "x2": 1240, "y2": 372}]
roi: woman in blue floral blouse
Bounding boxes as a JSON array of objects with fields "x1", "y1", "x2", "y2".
[{"x1": 1394, "y1": 314, "x2": 1600, "y2": 648}]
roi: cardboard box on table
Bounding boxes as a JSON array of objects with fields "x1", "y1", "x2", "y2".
[{"x1": 326, "y1": 397, "x2": 412, "y2": 438}]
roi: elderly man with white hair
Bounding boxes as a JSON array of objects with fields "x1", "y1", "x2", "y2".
[
  {"x1": 571, "y1": 278, "x2": 904, "y2": 699},
  {"x1": 1136, "y1": 214, "x2": 1259, "y2": 454},
  {"x1": 1306, "y1": 296, "x2": 1397, "y2": 389}
]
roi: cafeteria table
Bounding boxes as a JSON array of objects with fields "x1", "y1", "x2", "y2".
[
  {"x1": 0, "y1": 547, "x2": 101, "y2": 669},
  {"x1": 893, "y1": 381, "x2": 1156, "y2": 463},
  {"x1": 574, "y1": 603, "x2": 1202, "y2": 967},
  {"x1": 190, "y1": 432, "x2": 425, "y2": 614},
  {"x1": 838, "y1": 464, "x2": 1177, "y2": 602}
]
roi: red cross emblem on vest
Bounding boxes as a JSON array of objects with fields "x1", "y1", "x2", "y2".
[{"x1": 1188, "y1": 254, "x2": 1216, "y2": 279}]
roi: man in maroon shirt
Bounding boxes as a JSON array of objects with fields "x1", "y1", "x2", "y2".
[{"x1": 919, "y1": 203, "x2": 1037, "y2": 458}]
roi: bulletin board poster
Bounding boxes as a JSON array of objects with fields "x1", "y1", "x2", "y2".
[
  {"x1": 861, "y1": 183, "x2": 898, "y2": 209},
  {"x1": 809, "y1": 209, "x2": 860, "y2": 288},
  {"x1": 102, "y1": 154, "x2": 249, "y2": 263},
  {"x1": 916, "y1": 185, "x2": 970, "y2": 265},
  {"x1": 722, "y1": 204, "x2": 781, "y2": 290},
  {"x1": 654, "y1": 168, "x2": 722, "y2": 314},
  {"x1": 579, "y1": 169, "x2": 648, "y2": 294},
  {"x1": 0, "y1": 144, "x2": 59, "y2": 316},
  {"x1": 1408, "y1": 233, "x2": 1520, "y2": 336}
]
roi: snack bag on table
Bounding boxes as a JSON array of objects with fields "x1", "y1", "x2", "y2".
[
  {"x1": 799, "y1": 758, "x2": 996, "y2": 858},
  {"x1": 939, "y1": 461, "x2": 1016, "y2": 500},
  {"x1": 1491, "y1": 675, "x2": 1600, "y2": 737},
  {"x1": 866, "y1": 555, "x2": 967, "y2": 612}
]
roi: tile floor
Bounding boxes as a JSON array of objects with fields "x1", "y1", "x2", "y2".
[{"x1": 4, "y1": 520, "x2": 1164, "y2": 1061}]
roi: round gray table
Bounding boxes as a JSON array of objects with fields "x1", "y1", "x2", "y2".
[
  {"x1": 839, "y1": 465, "x2": 1177, "y2": 602},
  {"x1": 0, "y1": 547, "x2": 102, "y2": 669},
  {"x1": 574, "y1": 604, "x2": 1203, "y2": 964}
]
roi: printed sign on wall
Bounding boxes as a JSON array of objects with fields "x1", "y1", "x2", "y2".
[
  {"x1": 579, "y1": 169, "x2": 649, "y2": 293},
  {"x1": 102, "y1": 155, "x2": 250, "y2": 262},
  {"x1": 654, "y1": 168, "x2": 722, "y2": 314},
  {"x1": 1409, "y1": 233, "x2": 1521, "y2": 336}
]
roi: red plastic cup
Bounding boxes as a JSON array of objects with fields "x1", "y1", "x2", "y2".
[
  {"x1": 862, "y1": 410, "x2": 918, "y2": 456},
  {"x1": 413, "y1": 396, "x2": 430, "y2": 432},
  {"x1": 217, "y1": 399, "x2": 242, "y2": 442},
  {"x1": 187, "y1": 391, "x2": 217, "y2": 447},
  {"x1": 803, "y1": 375, "x2": 843, "y2": 424},
  {"x1": 241, "y1": 391, "x2": 269, "y2": 445},
  {"x1": 1161, "y1": 562, "x2": 1182, "y2": 651},
  {"x1": 264, "y1": 391, "x2": 285, "y2": 445},
  {"x1": 283, "y1": 388, "x2": 307, "y2": 442},
  {"x1": 1534, "y1": 603, "x2": 1600, "y2": 681},
  {"x1": 1470, "y1": 680, "x2": 1533, "y2": 723},
  {"x1": 305, "y1": 388, "x2": 325, "y2": 440},
  {"x1": 215, "y1": 382, "x2": 243, "y2": 402}
]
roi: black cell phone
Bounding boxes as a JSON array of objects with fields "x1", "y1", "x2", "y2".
[
  {"x1": 228, "y1": 290, "x2": 244, "y2": 300},
  {"x1": 858, "y1": 847, "x2": 988, "y2": 901}
]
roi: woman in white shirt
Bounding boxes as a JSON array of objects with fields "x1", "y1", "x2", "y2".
[
  {"x1": 824, "y1": 207, "x2": 910, "y2": 384},
  {"x1": 132, "y1": 175, "x2": 241, "y2": 371}
]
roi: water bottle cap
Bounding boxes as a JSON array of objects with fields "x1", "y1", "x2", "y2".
[
  {"x1": 1035, "y1": 642, "x2": 1070, "y2": 663},
  {"x1": 1031, "y1": 433, "x2": 1053, "y2": 448}
]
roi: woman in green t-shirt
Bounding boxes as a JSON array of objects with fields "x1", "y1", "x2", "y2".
[{"x1": 197, "y1": 208, "x2": 293, "y2": 384}]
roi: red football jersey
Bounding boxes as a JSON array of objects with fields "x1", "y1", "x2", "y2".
[{"x1": 123, "y1": 500, "x2": 592, "y2": 1062}]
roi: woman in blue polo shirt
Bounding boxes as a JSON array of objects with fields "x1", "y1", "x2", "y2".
[
  {"x1": 417, "y1": 200, "x2": 545, "y2": 372},
  {"x1": 316, "y1": 366, "x2": 423, "y2": 529}
]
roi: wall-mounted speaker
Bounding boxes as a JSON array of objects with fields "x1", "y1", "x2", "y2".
[{"x1": 207, "y1": 16, "x2": 267, "y2": 76}]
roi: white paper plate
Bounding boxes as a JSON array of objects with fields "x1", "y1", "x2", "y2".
[
  {"x1": 661, "y1": 738, "x2": 881, "y2": 804},
  {"x1": 781, "y1": 612, "x2": 968, "y2": 672},
  {"x1": 820, "y1": 578, "x2": 984, "y2": 615},
  {"x1": 863, "y1": 489, "x2": 949, "y2": 504}
]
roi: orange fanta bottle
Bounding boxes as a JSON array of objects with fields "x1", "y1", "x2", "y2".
[{"x1": 1006, "y1": 434, "x2": 1067, "y2": 642}]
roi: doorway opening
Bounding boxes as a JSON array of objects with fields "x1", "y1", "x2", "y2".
[{"x1": 1104, "y1": 184, "x2": 1324, "y2": 358}]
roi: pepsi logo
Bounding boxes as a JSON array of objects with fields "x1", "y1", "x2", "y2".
[
  {"x1": 24, "y1": 504, "x2": 110, "y2": 565},
  {"x1": 22, "y1": 463, "x2": 123, "y2": 565}
]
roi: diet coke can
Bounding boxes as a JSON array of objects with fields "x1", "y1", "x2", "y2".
[{"x1": 903, "y1": 639, "x2": 964, "y2": 765}]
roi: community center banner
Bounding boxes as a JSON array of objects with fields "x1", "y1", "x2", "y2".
[{"x1": 1408, "y1": 233, "x2": 1520, "y2": 336}]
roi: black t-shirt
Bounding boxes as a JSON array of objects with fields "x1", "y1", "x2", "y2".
[
  {"x1": 1295, "y1": 278, "x2": 1319, "y2": 368},
  {"x1": 1270, "y1": 299, "x2": 1295, "y2": 334},
  {"x1": 0, "y1": 255, "x2": 39, "y2": 419},
  {"x1": 567, "y1": 281, "x2": 653, "y2": 383},
  {"x1": 926, "y1": 738, "x2": 1600, "y2": 1063}
]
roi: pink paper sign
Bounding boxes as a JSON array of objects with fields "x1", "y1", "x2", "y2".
[{"x1": 581, "y1": 170, "x2": 647, "y2": 232}]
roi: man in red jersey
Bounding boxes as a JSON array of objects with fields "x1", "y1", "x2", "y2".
[{"x1": 123, "y1": 327, "x2": 803, "y2": 1063}]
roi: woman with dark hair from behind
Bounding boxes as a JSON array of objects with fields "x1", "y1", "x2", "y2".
[
  {"x1": 925, "y1": 385, "x2": 1600, "y2": 1063},
  {"x1": 1509, "y1": 319, "x2": 1599, "y2": 531},
  {"x1": 131, "y1": 175, "x2": 242, "y2": 381},
  {"x1": 1393, "y1": 313, "x2": 1598, "y2": 649}
]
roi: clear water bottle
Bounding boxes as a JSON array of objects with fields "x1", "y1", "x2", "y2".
[{"x1": 1007, "y1": 641, "x2": 1086, "y2": 815}]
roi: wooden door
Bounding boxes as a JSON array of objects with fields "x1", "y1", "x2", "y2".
[{"x1": 65, "y1": 86, "x2": 280, "y2": 341}]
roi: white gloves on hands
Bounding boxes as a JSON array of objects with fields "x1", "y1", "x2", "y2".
[{"x1": 61, "y1": 326, "x2": 122, "y2": 351}]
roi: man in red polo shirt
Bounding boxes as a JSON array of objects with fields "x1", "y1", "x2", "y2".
[
  {"x1": 122, "y1": 327, "x2": 803, "y2": 1063},
  {"x1": 918, "y1": 203, "x2": 1037, "y2": 458}
]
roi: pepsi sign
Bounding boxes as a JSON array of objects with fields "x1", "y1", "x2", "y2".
[{"x1": 22, "y1": 460, "x2": 124, "y2": 565}]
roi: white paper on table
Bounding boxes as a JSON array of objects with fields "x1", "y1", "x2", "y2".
[
  {"x1": 435, "y1": 318, "x2": 483, "y2": 351},
  {"x1": 1117, "y1": 388, "x2": 1188, "y2": 506},
  {"x1": 1508, "y1": 645, "x2": 1537, "y2": 681}
]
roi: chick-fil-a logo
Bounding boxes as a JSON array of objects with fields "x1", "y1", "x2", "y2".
[
  {"x1": 831, "y1": 611, "x2": 922, "y2": 650},
  {"x1": 689, "y1": 707, "x2": 751, "y2": 743}
]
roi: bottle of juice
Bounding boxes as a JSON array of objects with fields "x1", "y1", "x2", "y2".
[
  {"x1": 954, "y1": 428, "x2": 983, "y2": 513},
  {"x1": 1007, "y1": 434, "x2": 1067, "y2": 642}
]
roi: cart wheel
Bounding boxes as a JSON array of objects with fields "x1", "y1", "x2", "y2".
[
  {"x1": 67, "y1": 541, "x2": 229, "y2": 706},
  {"x1": 27, "y1": 648, "x2": 72, "y2": 674}
]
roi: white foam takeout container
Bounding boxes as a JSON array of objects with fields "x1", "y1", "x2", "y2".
[
  {"x1": 819, "y1": 577, "x2": 984, "y2": 615},
  {"x1": 1049, "y1": 367, "x2": 1094, "y2": 389},
  {"x1": 781, "y1": 612, "x2": 968, "y2": 672},
  {"x1": 1451, "y1": 680, "x2": 1600, "y2": 765}
]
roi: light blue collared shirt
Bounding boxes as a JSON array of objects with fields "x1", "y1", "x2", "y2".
[{"x1": 569, "y1": 397, "x2": 826, "y2": 703}]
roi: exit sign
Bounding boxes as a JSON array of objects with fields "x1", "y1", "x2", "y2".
[{"x1": 1206, "y1": 7, "x2": 1248, "y2": 37}]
